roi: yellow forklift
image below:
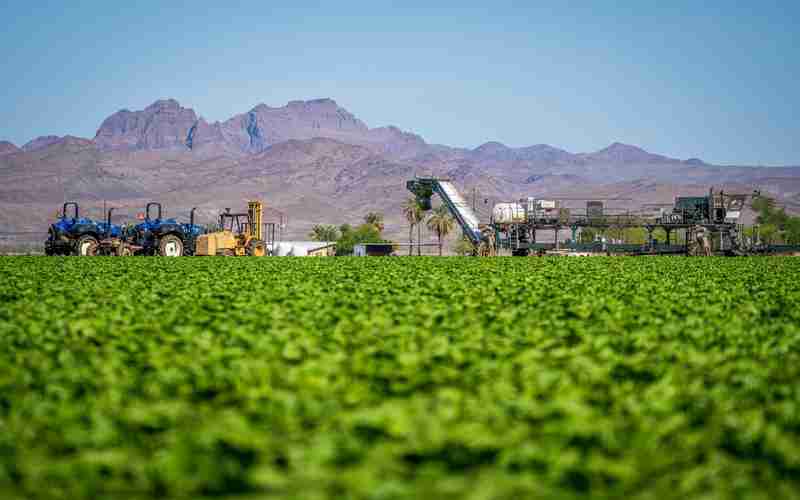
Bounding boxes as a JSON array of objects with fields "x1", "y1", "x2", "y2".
[{"x1": 196, "y1": 201, "x2": 268, "y2": 256}]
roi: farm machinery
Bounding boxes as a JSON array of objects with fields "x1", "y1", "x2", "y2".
[
  {"x1": 43, "y1": 200, "x2": 275, "y2": 257},
  {"x1": 45, "y1": 202, "x2": 123, "y2": 256},
  {"x1": 44, "y1": 202, "x2": 204, "y2": 256},
  {"x1": 407, "y1": 177, "x2": 780, "y2": 256},
  {"x1": 195, "y1": 201, "x2": 268, "y2": 256},
  {"x1": 127, "y1": 203, "x2": 203, "y2": 256}
]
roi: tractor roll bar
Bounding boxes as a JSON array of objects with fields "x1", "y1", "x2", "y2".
[
  {"x1": 146, "y1": 202, "x2": 162, "y2": 221},
  {"x1": 62, "y1": 202, "x2": 79, "y2": 219}
]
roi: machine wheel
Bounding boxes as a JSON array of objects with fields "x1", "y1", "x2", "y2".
[
  {"x1": 247, "y1": 240, "x2": 267, "y2": 257},
  {"x1": 158, "y1": 235, "x2": 184, "y2": 257},
  {"x1": 76, "y1": 235, "x2": 98, "y2": 256}
]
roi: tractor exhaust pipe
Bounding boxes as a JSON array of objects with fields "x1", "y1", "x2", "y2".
[
  {"x1": 190, "y1": 207, "x2": 197, "y2": 227},
  {"x1": 106, "y1": 208, "x2": 115, "y2": 238}
]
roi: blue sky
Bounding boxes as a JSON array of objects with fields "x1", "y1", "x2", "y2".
[{"x1": 1, "y1": 1, "x2": 797, "y2": 165}]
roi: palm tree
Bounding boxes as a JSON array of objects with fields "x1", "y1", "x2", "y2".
[
  {"x1": 426, "y1": 205, "x2": 455, "y2": 256},
  {"x1": 309, "y1": 224, "x2": 340, "y2": 242},
  {"x1": 402, "y1": 198, "x2": 423, "y2": 256},
  {"x1": 363, "y1": 212, "x2": 385, "y2": 233}
]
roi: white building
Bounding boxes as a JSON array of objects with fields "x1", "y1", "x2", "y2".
[{"x1": 267, "y1": 241, "x2": 336, "y2": 256}]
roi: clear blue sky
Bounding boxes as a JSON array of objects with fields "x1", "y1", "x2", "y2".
[{"x1": 1, "y1": 0, "x2": 797, "y2": 165}]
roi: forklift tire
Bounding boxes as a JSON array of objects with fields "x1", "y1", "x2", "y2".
[
  {"x1": 76, "y1": 235, "x2": 98, "y2": 256},
  {"x1": 247, "y1": 240, "x2": 267, "y2": 257},
  {"x1": 158, "y1": 235, "x2": 184, "y2": 257}
]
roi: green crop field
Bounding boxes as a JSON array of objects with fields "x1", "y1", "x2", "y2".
[{"x1": 1, "y1": 257, "x2": 800, "y2": 500}]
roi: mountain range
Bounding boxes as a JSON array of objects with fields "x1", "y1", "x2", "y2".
[{"x1": 1, "y1": 98, "x2": 799, "y2": 246}]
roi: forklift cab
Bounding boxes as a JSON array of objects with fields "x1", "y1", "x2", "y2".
[{"x1": 219, "y1": 209, "x2": 252, "y2": 235}]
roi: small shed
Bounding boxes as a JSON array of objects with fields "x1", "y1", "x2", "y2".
[
  {"x1": 353, "y1": 243, "x2": 396, "y2": 256},
  {"x1": 307, "y1": 243, "x2": 337, "y2": 257}
]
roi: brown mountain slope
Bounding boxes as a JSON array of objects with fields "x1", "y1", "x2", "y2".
[
  {"x1": 1, "y1": 98, "x2": 799, "y2": 246},
  {"x1": 0, "y1": 141, "x2": 20, "y2": 156}
]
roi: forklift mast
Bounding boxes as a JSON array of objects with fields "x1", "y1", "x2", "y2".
[{"x1": 248, "y1": 201, "x2": 263, "y2": 241}]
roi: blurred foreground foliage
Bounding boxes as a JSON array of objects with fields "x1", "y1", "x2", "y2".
[{"x1": 1, "y1": 256, "x2": 800, "y2": 499}]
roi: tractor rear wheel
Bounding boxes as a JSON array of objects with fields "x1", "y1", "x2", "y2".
[
  {"x1": 76, "y1": 235, "x2": 98, "y2": 256},
  {"x1": 247, "y1": 240, "x2": 267, "y2": 257},
  {"x1": 159, "y1": 235, "x2": 184, "y2": 257}
]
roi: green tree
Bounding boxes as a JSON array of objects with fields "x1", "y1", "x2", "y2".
[
  {"x1": 335, "y1": 223, "x2": 385, "y2": 256},
  {"x1": 308, "y1": 224, "x2": 340, "y2": 242},
  {"x1": 453, "y1": 235, "x2": 477, "y2": 256},
  {"x1": 579, "y1": 227, "x2": 598, "y2": 244},
  {"x1": 786, "y1": 218, "x2": 800, "y2": 245},
  {"x1": 363, "y1": 212, "x2": 385, "y2": 233},
  {"x1": 759, "y1": 223, "x2": 779, "y2": 245},
  {"x1": 751, "y1": 194, "x2": 800, "y2": 245},
  {"x1": 402, "y1": 198, "x2": 423, "y2": 256},
  {"x1": 752, "y1": 196, "x2": 777, "y2": 225},
  {"x1": 426, "y1": 205, "x2": 455, "y2": 256}
]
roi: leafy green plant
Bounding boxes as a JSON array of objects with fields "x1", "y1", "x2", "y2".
[{"x1": 1, "y1": 257, "x2": 799, "y2": 499}]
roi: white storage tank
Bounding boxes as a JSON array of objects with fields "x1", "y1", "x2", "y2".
[{"x1": 492, "y1": 202, "x2": 526, "y2": 224}]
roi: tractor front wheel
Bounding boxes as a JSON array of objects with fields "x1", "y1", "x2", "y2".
[
  {"x1": 76, "y1": 235, "x2": 98, "y2": 256},
  {"x1": 159, "y1": 235, "x2": 184, "y2": 257}
]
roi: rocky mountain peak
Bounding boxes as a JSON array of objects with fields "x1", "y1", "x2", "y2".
[
  {"x1": 684, "y1": 158, "x2": 707, "y2": 166},
  {"x1": 471, "y1": 142, "x2": 515, "y2": 160},
  {"x1": 517, "y1": 144, "x2": 575, "y2": 162},
  {"x1": 0, "y1": 140, "x2": 20, "y2": 156},
  {"x1": 95, "y1": 99, "x2": 199, "y2": 151},
  {"x1": 587, "y1": 142, "x2": 674, "y2": 163},
  {"x1": 88, "y1": 97, "x2": 423, "y2": 156},
  {"x1": 145, "y1": 98, "x2": 182, "y2": 111},
  {"x1": 22, "y1": 136, "x2": 64, "y2": 152},
  {"x1": 474, "y1": 141, "x2": 510, "y2": 152}
]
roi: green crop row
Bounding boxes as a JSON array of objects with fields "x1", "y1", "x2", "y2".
[{"x1": 1, "y1": 257, "x2": 799, "y2": 499}]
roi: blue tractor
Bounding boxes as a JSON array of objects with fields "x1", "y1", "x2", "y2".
[
  {"x1": 45, "y1": 202, "x2": 116, "y2": 256},
  {"x1": 93, "y1": 208, "x2": 139, "y2": 256},
  {"x1": 128, "y1": 203, "x2": 202, "y2": 256}
]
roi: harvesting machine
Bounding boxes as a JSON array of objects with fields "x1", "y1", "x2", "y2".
[{"x1": 406, "y1": 177, "x2": 771, "y2": 256}]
